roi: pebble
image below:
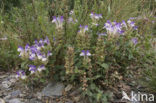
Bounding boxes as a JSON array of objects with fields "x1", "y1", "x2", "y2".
[
  {"x1": 42, "y1": 82, "x2": 64, "y2": 97},
  {"x1": 65, "y1": 84, "x2": 72, "y2": 92},
  {"x1": 0, "y1": 98, "x2": 5, "y2": 103},
  {"x1": 29, "y1": 98, "x2": 42, "y2": 103},
  {"x1": 2, "y1": 81, "x2": 12, "y2": 89},
  {"x1": 10, "y1": 90, "x2": 21, "y2": 98},
  {"x1": 36, "y1": 92, "x2": 42, "y2": 100},
  {"x1": 8, "y1": 98, "x2": 23, "y2": 103}
]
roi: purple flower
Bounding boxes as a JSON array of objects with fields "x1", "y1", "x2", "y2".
[
  {"x1": 36, "y1": 43, "x2": 42, "y2": 50},
  {"x1": 17, "y1": 46, "x2": 25, "y2": 57},
  {"x1": 121, "y1": 20, "x2": 127, "y2": 28},
  {"x1": 118, "y1": 30, "x2": 125, "y2": 34},
  {"x1": 90, "y1": 12, "x2": 102, "y2": 26},
  {"x1": 127, "y1": 19, "x2": 137, "y2": 30},
  {"x1": 104, "y1": 20, "x2": 112, "y2": 28},
  {"x1": 80, "y1": 50, "x2": 91, "y2": 57},
  {"x1": 53, "y1": 37, "x2": 56, "y2": 41},
  {"x1": 52, "y1": 16, "x2": 64, "y2": 29},
  {"x1": 133, "y1": 26, "x2": 138, "y2": 30},
  {"x1": 16, "y1": 70, "x2": 23, "y2": 77},
  {"x1": 44, "y1": 36, "x2": 50, "y2": 45},
  {"x1": 104, "y1": 20, "x2": 124, "y2": 35},
  {"x1": 41, "y1": 54, "x2": 47, "y2": 62},
  {"x1": 69, "y1": 10, "x2": 74, "y2": 15},
  {"x1": 16, "y1": 70, "x2": 26, "y2": 79},
  {"x1": 30, "y1": 46, "x2": 37, "y2": 52},
  {"x1": 131, "y1": 38, "x2": 138, "y2": 45},
  {"x1": 90, "y1": 12, "x2": 102, "y2": 20},
  {"x1": 78, "y1": 25, "x2": 88, "y2": 33},
  {"x1": 29, "y1": 52, "x2": 36, "y2": 60},
  {"x1": 17, "y1": 46, "x2": 24, "y2": 52},
  {"x1": 47, "y1": 51, "x2": 52, "y2": 57},
  {"x1": 129, "y1": 21, "x2": 135, "y2": 27},
  {"x1": 37, "y1": 65, "x2": 46, "y2": 72},
  {"x1": 36, "y1": 51, "x2": 42, "y2": 60},
  {"x1": 34, "y1": 40, "x2": 38, "y2": 44},
  {"x1": 25, "y1": 44, "x2": 30, "y2": 52},
  {"x1": 39, "y1": 39, "x2": 44, "y2": 44},
  {"x1": 29, "y1": 65, "x2": 36, "y2": 74},
  {"x1": 29, "y1": 49, "x2": 37, "y2": 60},
  {"x1": 29, "y1": 65, "x2": 36, "y2": 69}
]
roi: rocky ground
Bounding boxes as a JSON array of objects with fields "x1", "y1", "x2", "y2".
[
  {"x1": 0, "y1": 71, "x2": 87, "y2": 103},
  {"x1": 0, "y1": 71, "x2": 148, "y2": 103}
]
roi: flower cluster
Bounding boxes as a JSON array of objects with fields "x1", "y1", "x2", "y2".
[
  {"x1": 52, "y1": 16, "x2": 64, "y2": 29},
  {"x1": 90, "y1": 12, "x2": 102, "y2": 26},
  {"x1": 78, "y1": 25, "x2": 89, "y2": 34},
  {"x1": 15, "y1": 70, "x2": 27, "y2": 80},
  {"x1": 17, "y1": 37, "x2": 52, "y2": 63},
  {"x1": 29, "y1": 65, "x2": 46, "y2": 74},
  {"x1": 80, "y1": 50, "x2": 91, "y2": 57},
  {"x1": 90, "y1": 12, "x2": 102, "y2": 20},
  {"x1": 103, "y1": 19, "x2": 137, "y2": 37},
  {"x1": 104, "y1": 20, "x2": 124, "y2": 36},
  {"x1": 16, "y1": 37, "x2": 52, "y2": 80},
  {"x1": 127, "y1": 19, "x2": 138, "y2": 30}
]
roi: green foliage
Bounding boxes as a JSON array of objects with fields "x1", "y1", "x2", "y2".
[
  {"x1": 0, "y1": 0, "x2": 21, "y2": 12},
  {"x1": 0, "y1": 14, "x2": 19, "y2": 69},
  {"x1": 143, "y1": 39, "x2": 156, "y2": 92}
]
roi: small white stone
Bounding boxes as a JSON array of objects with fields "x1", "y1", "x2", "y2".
[
  {"x1": 0, "y1": 98, "x2": 5, "y2": 103},
  {"x1": 2, "y1": 81, "x2": 12, "y2": 89}
]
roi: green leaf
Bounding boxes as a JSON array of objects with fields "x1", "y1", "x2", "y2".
[
  {"x1": 101, "y1": 63, "x2": 109, "y2": 69},
  {"x1": 40, "y1": 78, "x2": 45, "y2": 83},
  {"x1": 97, "y1": 93, "x2": 102, "y2": 101},
  {"x1": 88, "y1": 75, "x2": 101, "y2": 80}
]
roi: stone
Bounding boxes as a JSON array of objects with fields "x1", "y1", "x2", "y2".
[
  {"x1": 29, "y1": 98, "x2": 42, "y2": 103},
  {"x1": 70, "y1": 89, "x2": 81, "y2": 96},
  {"x1": 26, "y1": 93, "x2": 33, "y2": 99},
  {"x1": 73, "y1": 96, "x2": 81, "y2": 102},
  {"x1": 0, "y1": 98, "x2": 5, "y2": 103},
  {"x1": 0, "y1": 75, "x2": 7, "y2": 79},
  {"x1": 9, "y1": 75, "x2": 16, "y2": 78},
  {"x1": 65, "y1": 84, "x2": 72, "y2": 92},
  {"x1": 2, "y1": 81, "x2": 12, "y2": 89},
  {"x1": 65, "y1": 100, "x2": 73, "y2": 103},
  {"x1": 19, "y1": 93, "x2": 27, "y2": 98},
  {"x1": 36, "y1": 92, "x2": 42, "y2": 100},
  {"x1": 10, "y1": 90, "x2": 21, "y2": 98},
  {"x1": 3, "y1": 95, "x2": 11, "y2": 101},
  {"x1": 9, "y1": 79, "x2": 16, "y2": 83},
  {"x1": 42, "y1": 82, "x2": 64, "y2": 97},
  {"x1": 3, "y1": 92, "x2": 8, "y2": 96},
  {"x1": 0, "y1": 92, "x2": 2, "y2": 97},
  {"x1": 8, "y1": 98, "x2": 23, "y2": 103}
]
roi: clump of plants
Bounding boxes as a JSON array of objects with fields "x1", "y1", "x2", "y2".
[
  {"x1": 14, "y1": 9, "x2": 156, "y2": 103},
  {"x1": 16, "y1": 36, "x2": 52, "y2": 84}
]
